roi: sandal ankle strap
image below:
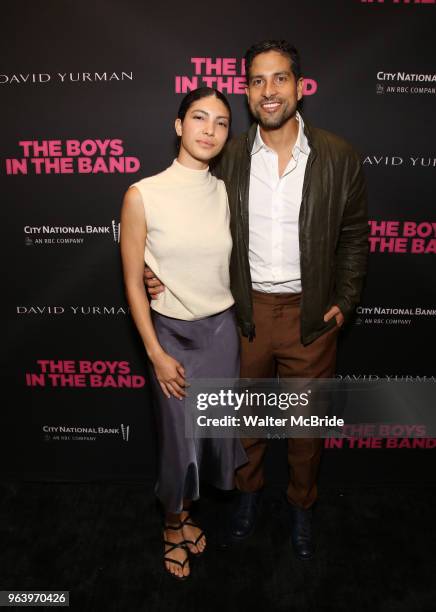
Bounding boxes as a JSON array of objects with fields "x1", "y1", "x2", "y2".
[{"x1": 164, "y1": 522, "x2": 183, "y2": 531}]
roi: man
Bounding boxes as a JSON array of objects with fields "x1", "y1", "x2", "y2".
[{"x1": 146, "y1": 40, "x2": 368, "y2": 560}]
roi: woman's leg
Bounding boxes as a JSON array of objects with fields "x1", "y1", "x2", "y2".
[
  {"x1": 152, "y1": 309, "x2": 242, "y2": 565},
  {"x1": 163, "y1": 510, "x2": 190, "y2": 579},
  {"x1": 149, "y1": 312, "x2": 202, "y2": 513},
  {"x1": 180, "y1": 498, "x2": 206, "y2": 555}
]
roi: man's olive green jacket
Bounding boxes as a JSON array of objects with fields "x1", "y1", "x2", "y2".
[{"x1": 213, "y1": 117, "x2": 369, "y2": 346}]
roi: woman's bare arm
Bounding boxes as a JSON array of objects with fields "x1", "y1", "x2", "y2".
[{"x1": 120, "y1": 186, "x2": 186, "y2": 399}]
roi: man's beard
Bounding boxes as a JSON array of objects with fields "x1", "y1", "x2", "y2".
[{"x1": 251, "y1": 98, "x2": 297, "y2": 130}]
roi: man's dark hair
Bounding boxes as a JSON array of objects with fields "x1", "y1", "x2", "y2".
[
  {"x1": 177, "y1": 86, "x2": 232, "y2": 125},
  {"x1": 244, "y1": 40, "x2": 302, "y2": 82}
]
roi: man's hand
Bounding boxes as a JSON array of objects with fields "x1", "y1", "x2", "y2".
[
  {"x1": 323, "y1": 305, "x2": 344, "y2": 328},
  {"x1": 144, "y1": 265, "x2": 165, "y2": 298}
]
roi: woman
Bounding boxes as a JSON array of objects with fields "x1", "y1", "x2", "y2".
[{"x1": 120, "y1": 87, "x2": 246, "y2": 580}]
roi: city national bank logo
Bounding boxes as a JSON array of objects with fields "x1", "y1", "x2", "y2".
[
  {"x1": 354, "y1": 305, "x2": 436, "y2": 326},
  {"x1": 175, "y1": 57, "x2": 318, "y2": 96},
  {"x1": 24, "y1": 220, "x2": 120, "y2": 246},
  {"x1": 43, "y1": 423, "x2": 130, "y2": 442},
  {"x1": 0, "y1": 71, "x2": 133, "y2": 85},
  {"x1": 376, "y1": 72, "x2": 435, "y2": 95},
  {"x1": 5, "y1": 139, "x2": 140, "y2": 175}
]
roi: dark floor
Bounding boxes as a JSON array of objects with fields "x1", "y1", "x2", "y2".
[{"x1": 1, "y1": 481, "x2": 435, "y2": 612}]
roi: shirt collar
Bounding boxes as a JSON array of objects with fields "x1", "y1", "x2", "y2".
[{"x1": 251, "y1": 111, "x2": 310, "y2": 158}]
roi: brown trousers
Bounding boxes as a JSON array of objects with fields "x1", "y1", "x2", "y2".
[{"x1": 235, "y1": 290, "x2": 339, "y2": 509}]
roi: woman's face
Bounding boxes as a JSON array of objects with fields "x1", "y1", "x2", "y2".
[{"x1": 175, "y1": 95, "x2": 230, "y2": 165}]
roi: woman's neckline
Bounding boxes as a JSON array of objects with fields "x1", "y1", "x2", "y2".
[{"x1": 169, "y1": 158, "x2": 210, "y2": 183}]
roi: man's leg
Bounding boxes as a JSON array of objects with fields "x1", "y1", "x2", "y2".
[
  {"x1": 273, "y1": 294, "x2": 338, "y2": 558},
  {"x1": 231, "y1": 291, "x2": 275, "y2": 539}
]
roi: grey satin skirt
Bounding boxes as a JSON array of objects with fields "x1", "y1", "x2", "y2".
[{"x1": 149, "y1": 306, "x2": 247, "y2": 513}]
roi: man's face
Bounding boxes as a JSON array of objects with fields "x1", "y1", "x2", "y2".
[{"x1": 246, "y1": 50, "x2": 303, "y2": 130}]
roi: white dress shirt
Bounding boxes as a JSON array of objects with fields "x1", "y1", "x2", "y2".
[{"x1": 248, "y1": 111, "x2": 310, "y2": 293}]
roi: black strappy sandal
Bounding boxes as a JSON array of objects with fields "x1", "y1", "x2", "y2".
[
  {"x1": 180, "y1": 512, "x2": 206, "y2": 557},
  {"x1": 163, "y1": 523, "x2": 190, "y2": 581}
]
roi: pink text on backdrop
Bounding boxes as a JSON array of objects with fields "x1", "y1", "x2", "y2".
[
  {"x1": 324, "y1": 438, "x2": 436, "y2": 449},
  {"x1": 368, "y1": 220, "x2": 436, "y2": 253},
  {"x1": 361, "y1": 1, "x2": 435, "y2": 5},
  {"x1": 175, "y1": 57, "x2": 317, "y2": 95},
  {"x1": 25, "y1": 359, "x2": 146, "y2": 388},
  {"x1": 5, "y1": 139, "x2": 140, "y2": 175}
]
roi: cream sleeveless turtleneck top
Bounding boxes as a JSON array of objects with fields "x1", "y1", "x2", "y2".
[{"x1": 130, "y1": 159, "x2": 234, "y2": 321}]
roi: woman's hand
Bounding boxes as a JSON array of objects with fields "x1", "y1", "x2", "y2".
[{"x1": 152, "y1": 351, "x2": 186, "y2": 400}]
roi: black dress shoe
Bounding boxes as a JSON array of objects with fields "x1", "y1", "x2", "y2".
[
  {"x1": 230, "y1": 490, "x2": 261, "y2": 541},
  {"x1": 289, "y1": 504, "x2": 315, "y2": 560}
]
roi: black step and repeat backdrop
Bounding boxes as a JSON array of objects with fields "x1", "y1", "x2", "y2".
[{"x1": 2, "y1": 1, "x2": 435, "y2": 484}]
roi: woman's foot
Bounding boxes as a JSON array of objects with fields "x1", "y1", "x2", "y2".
[
  {"x1": 163, "y1": 523, "x2": 190, "y2": 579},
  {"x1": 180, "y1": 510, "x2": 206, "y2": 556}
]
